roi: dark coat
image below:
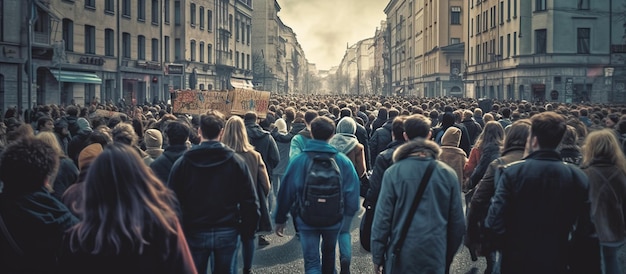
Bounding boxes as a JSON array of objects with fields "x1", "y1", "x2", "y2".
[
  {"x1": 485, "y1": 150, "x2": 596, "y2": 274},
  {"x1": 245, "y1": 122, "x2": 280, "y2": 179},
  {"x1": 0, "y1": 189, "x2": 78, "y2": 274},
  {"x1": 582, "y1": 162, "x2": 626, "y2": 244},
  {"x1": 369, "y1": 120, "x2": 392, "y2": 164},
  {"x1": 467, "y1": 143, "x2": 501, "y2": 190},
  {"x1": 461, "y1": 118, "x2": 483, "y2": 146},
  {"x1": 150, "y1": 144, "x2": 188, "y2": 185},
  {"x1": 365, "y1": 140, "x2": 405, "y2": 207},
  {"x1": 168, "y1": 141, "x2": 260, "y2": 239},
  {"x1": 52, "y1": 157, "x2": 79, "y2": 201}
]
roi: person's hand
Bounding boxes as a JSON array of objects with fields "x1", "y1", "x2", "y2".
[
  {"x1": 275, "y1": 223, "x2": 286, "y2": 237},
  {"x1": 374, "y1": 264, "x2": 383, "y2": 274}
]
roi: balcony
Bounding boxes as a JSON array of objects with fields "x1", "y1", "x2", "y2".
[
  {"x1": 34, "y1": 32, "x2": 51, "y2": 45},
  {"x1": 215, "y1": 50, "x2": 232, "y2": 67}
]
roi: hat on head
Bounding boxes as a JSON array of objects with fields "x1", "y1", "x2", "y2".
[
  {"x1": 275, "y1": 118, "x2": 288, "y2": 134},
  {"x1": 76, "y1": 117, "x2": 92, "y2": 133},
  {"x1": 441, "y1": 126, "x2": 461, "y2": 147},
  {"x1": 144, "y1": 129, "x2": 163, "y2": 149},
  {"x1": 336, "y1": 118, "x2": 356, "y2": 135},
  {"x1": 78, "y1": 143, "x2": 103, "y2": 170}
]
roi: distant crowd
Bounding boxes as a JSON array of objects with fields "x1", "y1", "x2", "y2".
[{"x1": 0, "y1": 94, "x2": 625, "y2": 274}]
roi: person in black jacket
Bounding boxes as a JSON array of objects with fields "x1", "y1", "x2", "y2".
[
  {"x1": 168, "y1": 110, "x2": 260, "y2": 274},
  {"x1": 150, "y1": 120, "x2": 191, "y2": 184},
  {"x1": 369, "y1": 108, "x2": 399, "y2": 166}
]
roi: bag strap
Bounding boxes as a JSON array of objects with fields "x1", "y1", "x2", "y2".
[
  {"x1": 0, "y1": 213, "x2": 24, "y2": 256},
  {"x1": 393, "y1": 160, "x2": 437, "y2": 256}
]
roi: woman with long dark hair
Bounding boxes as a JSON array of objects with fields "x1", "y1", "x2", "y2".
[{"x1": 57, "y1": 143, "x2": 196, "y2": 274}]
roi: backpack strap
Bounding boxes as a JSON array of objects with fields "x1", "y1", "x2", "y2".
[{"x1": 393, "y1": 160, "x2": 437, "y2": 257}]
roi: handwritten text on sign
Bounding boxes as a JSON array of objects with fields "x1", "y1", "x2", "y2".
[
  {"x1": 172, "y1": 90, "x2": 230, "y2": 115},
  {"x1": 229, "y1": 89, "x2": 271, "y2": 118}
]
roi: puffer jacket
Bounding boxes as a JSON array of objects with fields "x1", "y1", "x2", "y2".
[
  {"x1": 371, "y1": 139, "x2": 465, "y2": 274},
  {"x1": 366, "y1": 140, "x2": 405, "y2": 207},
  {"x1": 369, "y1": 121, "x2": 393, "y2": 162}
]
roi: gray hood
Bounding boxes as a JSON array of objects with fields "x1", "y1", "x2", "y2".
[{"x1": 329, "y1": 133, "x2": 359, "y2": 154}]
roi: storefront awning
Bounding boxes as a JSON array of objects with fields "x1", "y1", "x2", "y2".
[
  {"x1": 230, "y1": 78, "x2": 254, "y2": 89},
  {"x1": 49, "y1": 69, "x2": 102, "y2": 84}
]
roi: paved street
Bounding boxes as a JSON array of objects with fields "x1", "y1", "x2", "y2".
[
  {"x1": 237, "y1": 198, "x2": 489, "y2": 274},
  {"x1": 237, "y1": 197, "x2": 626, "y2": 274}
]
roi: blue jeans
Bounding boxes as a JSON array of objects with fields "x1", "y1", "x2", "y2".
[
  {"x1": 299, "y1": 228, "x2": 340, "y2": 274},
  {"x1": 186, "y1": 227, "x2": 239, "y2": 274},
  {"x1": 231, "y1": 235, "x2": 256, "y2": 272},
  {"x1": 338, "y1": 216, "x2": 353, "y2": 264},
  {"x1": 601, "y1": 243, "x2": 624, "y2": 274}
]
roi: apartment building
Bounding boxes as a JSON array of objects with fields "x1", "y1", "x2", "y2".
[
  {"x1": 0, "y1": 0, "x2": 253, "y2": 110},
  {"x1": 251, "y1": 0, "x2": 286, "y2": 93},
  {"x1": 465, "y1": 0, "x2": 625, "y2": 103},
  {"x1": 337, "y1": 38, "x2": 375, "y2": 95},
  {"x1": 384, "y1": 0, "x2": 465, "y2": 98}
]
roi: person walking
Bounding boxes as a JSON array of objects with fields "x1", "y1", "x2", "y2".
[
  {"x1": 0, "y1": 137, "x2": 79, "y2": 273},
  {"x1": 580, "y1": 129, "x2": 626, "y2": 274},
  {"x1": 150, "y1": 120, "x2": 191, "y2": 184},
  {"x1": 328, "y1": 117, "x2": 366, "y2": 274},
  {"x1": 371, "y1": 114, "x2": 465, "y2": 274},
  {"x1": 222, "y1": 115, "x2": 272, "y2": 274},
  {"x1": 274, "y1": 116, "x2": 360, "y2": 274},
  {"x1": 57, "y1": 143, "x2": 197, "y2": 274},
  {"x1": 168, "y1": 110, "x2": 260, "y2": 274},
  {"x1": 485, "y1": 112, "x2": 598, "y2": 274}
]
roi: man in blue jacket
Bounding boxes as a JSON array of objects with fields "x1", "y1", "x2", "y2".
[{"x1": 274, "y1": 116, "x2": 360, "y2": 274}]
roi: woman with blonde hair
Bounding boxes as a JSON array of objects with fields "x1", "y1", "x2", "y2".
[
  {"x1": 580, "y1": 129, "x2": 626, "y2": 274},
  {"x1": 57, "y1": 143, "x2": 196, "y2": 273},
  {"x1": 222, "y1": 115, "x2": 270, "y2": 274},
  {"x1": 35, "y1": 131, "x2": 79, "y2": 200}
]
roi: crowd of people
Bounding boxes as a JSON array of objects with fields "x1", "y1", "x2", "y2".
[{"x1": 0, "y1": 94, "x2": 625, "y2": 274}]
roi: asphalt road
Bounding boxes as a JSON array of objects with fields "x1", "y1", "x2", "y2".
[{"x1": 236, "y1": 197, "x2": 626, "y2": 274}]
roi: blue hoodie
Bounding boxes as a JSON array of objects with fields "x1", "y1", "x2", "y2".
[{"x1": 274, "y1": 139, "x2": 360, "y2": 230}]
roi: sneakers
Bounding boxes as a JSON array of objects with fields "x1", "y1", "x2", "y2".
[{"x1": 258, "y1": 235, "x2": 270, "y2": 246}]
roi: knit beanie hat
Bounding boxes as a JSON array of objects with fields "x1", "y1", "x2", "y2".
[
  {"x1": 76, "y1": 117, "x2": 92, "y2": 133},
  {"x1": 336, "y1": 118, "x2": 356, "y2": 135},
  {"x1": 275, "y1": 118, "x2": 288, "y2": 134},
  {"x1": 144, "y1": 129, "x2": 163, "y2": 149},
  {"x1": 78, "y1": 143, "x2": 103, "y2": 170},
  {"x1": 441, "y1": 126, "x2": 461, "y2": 147}
]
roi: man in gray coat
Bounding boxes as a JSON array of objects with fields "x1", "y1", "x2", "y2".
[{"x1": 371, "y1": 114, "x2": 465, "y2": 274}]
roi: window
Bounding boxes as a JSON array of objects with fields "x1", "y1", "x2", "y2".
[
  {"x1": 151, "y1": 0, "x2": 159, "y2": 24},
  {"x1": 247, "y1": 25, "x2": 250, "y2": 44},
  {"x1": 507, "y1": 0, "x2": 511, "y2": 20},
  {"x1": 535, "y1": 0, "x2": 546, "y2": 11},
  {"x1": 535, "y1": 29, "x2": 546, "y2": 54},
  {"x1": 513, "y1": 0, "x2": 517, "y2": 17},
  {"x1": 174, "y1": 38, "x2": 181, "y2": 60},
  {"x1": 476, "y1": 15, "x2": 480, "y2": 34},
  {"x1": 190, "y1": 40, "x2": 196, "y2": 61},
  {"x1": 241, "y1": 22, "x2": 246, "y2": 44},
  {"x1": 123, "y1": 0, "x2": 131, "y2": 17},
  {"x1": 451, "y1": 7, "x2": 461, "y2": 25},
  {"x1": 122, "y1": 32, "x2": 131, "y2": 58},
  {"x1": 62, "y1": 19, "x2": 73, "y2": 51},
  {"x1": 190, "y1": 3, "x2": 196, "y2": 26},
  {"x1": 507, "y1": 33, "x2": 511, "y2": 57},
  {"x1": 174, "y1": 1, "x2": 181, "y2": 25},
  {"x1": 200, "y1": 42, "x2": 204, "y2": 62},
  {"x1": 138, "y1": 35, "x2": 146, "y2": 60},
  {"x1": 499, "y1": 36, "x2": 503, "y2": 56},
  {"x1": 138, "y1": 0, "x2": 145, "y2": 21},
  {"x1": 513, "y1": 32, "x2": 517, "y2": 55},
  {"x1": 164, "y1": 0, "x2": 170, "y2": 23},
  {"x1": 229, "y1": 14, "x2": 233, "y2": 32},
  {"x1": 235, "y1": 51, "x2": 239, "y2": 68},
  {"x1": 85, "y1": 0, "x2": 95, "y2": 8},
  {"x1": 241, "y1": 52, "x2": 244, "y2": 69},
  {"x1": 235, "y1": 19, "x2": 240, "y2": 41},
  {"x1": 477, "y1": 44, "x2": 481, "y2": 64},
  {"x1": 499, "y1": 1, "x2": 504, "y2": 24},
  {"x1": 471, "y1": 18, "x2": 474, "y2": 36},
  {"x1": 247, "y1": 54, "x2": 250, "y2": 70},
  {"x1": 152, "y1": 38, "x2": 159, "y2": 61},
  {"x1": 578, "y1": 0, "x2": 590, "y2": 10},
  {"x1": 105, "y1": 0, "x2": 114, "y2": 13},
  {"x1": 451, "y1": 37, "x2": 461, "y2": 44},
  {"x1": 207, "y1": 10, "x2": 213, "y2": 31},
  {"x1": 207, "y1": 44, "x2": 212, "y2": 63},
  {"x1": 164, "y1": 36, "x2": 170, "y2": 62},
  {"x1": 577, "y1": 28, "x2": 590, "y2": 54},
  {"x1": 105, "y1": 28, "x2": 114, "y2": 56},
  {"x1": 199, "y1": 7, "x2": 204, "y2": 29}
]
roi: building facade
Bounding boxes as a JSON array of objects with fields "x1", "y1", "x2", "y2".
[
  {"x1": 465, "y1": 0, "x2": 626, "y2": 103},
  {"x1": 0, "y1": 0, "x2": 254, "y2": 112},
  {"x1": 251, "y1": 0, "x2": 285, "y2": 93}
]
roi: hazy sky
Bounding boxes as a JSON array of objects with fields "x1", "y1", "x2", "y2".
[{"x1": 278, "y1": 0, "x2": 387, "y2": 71}]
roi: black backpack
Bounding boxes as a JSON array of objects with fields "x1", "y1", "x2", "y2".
[{"x1": 299, "y1": 152, "x2": 343, "y2": 227}]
